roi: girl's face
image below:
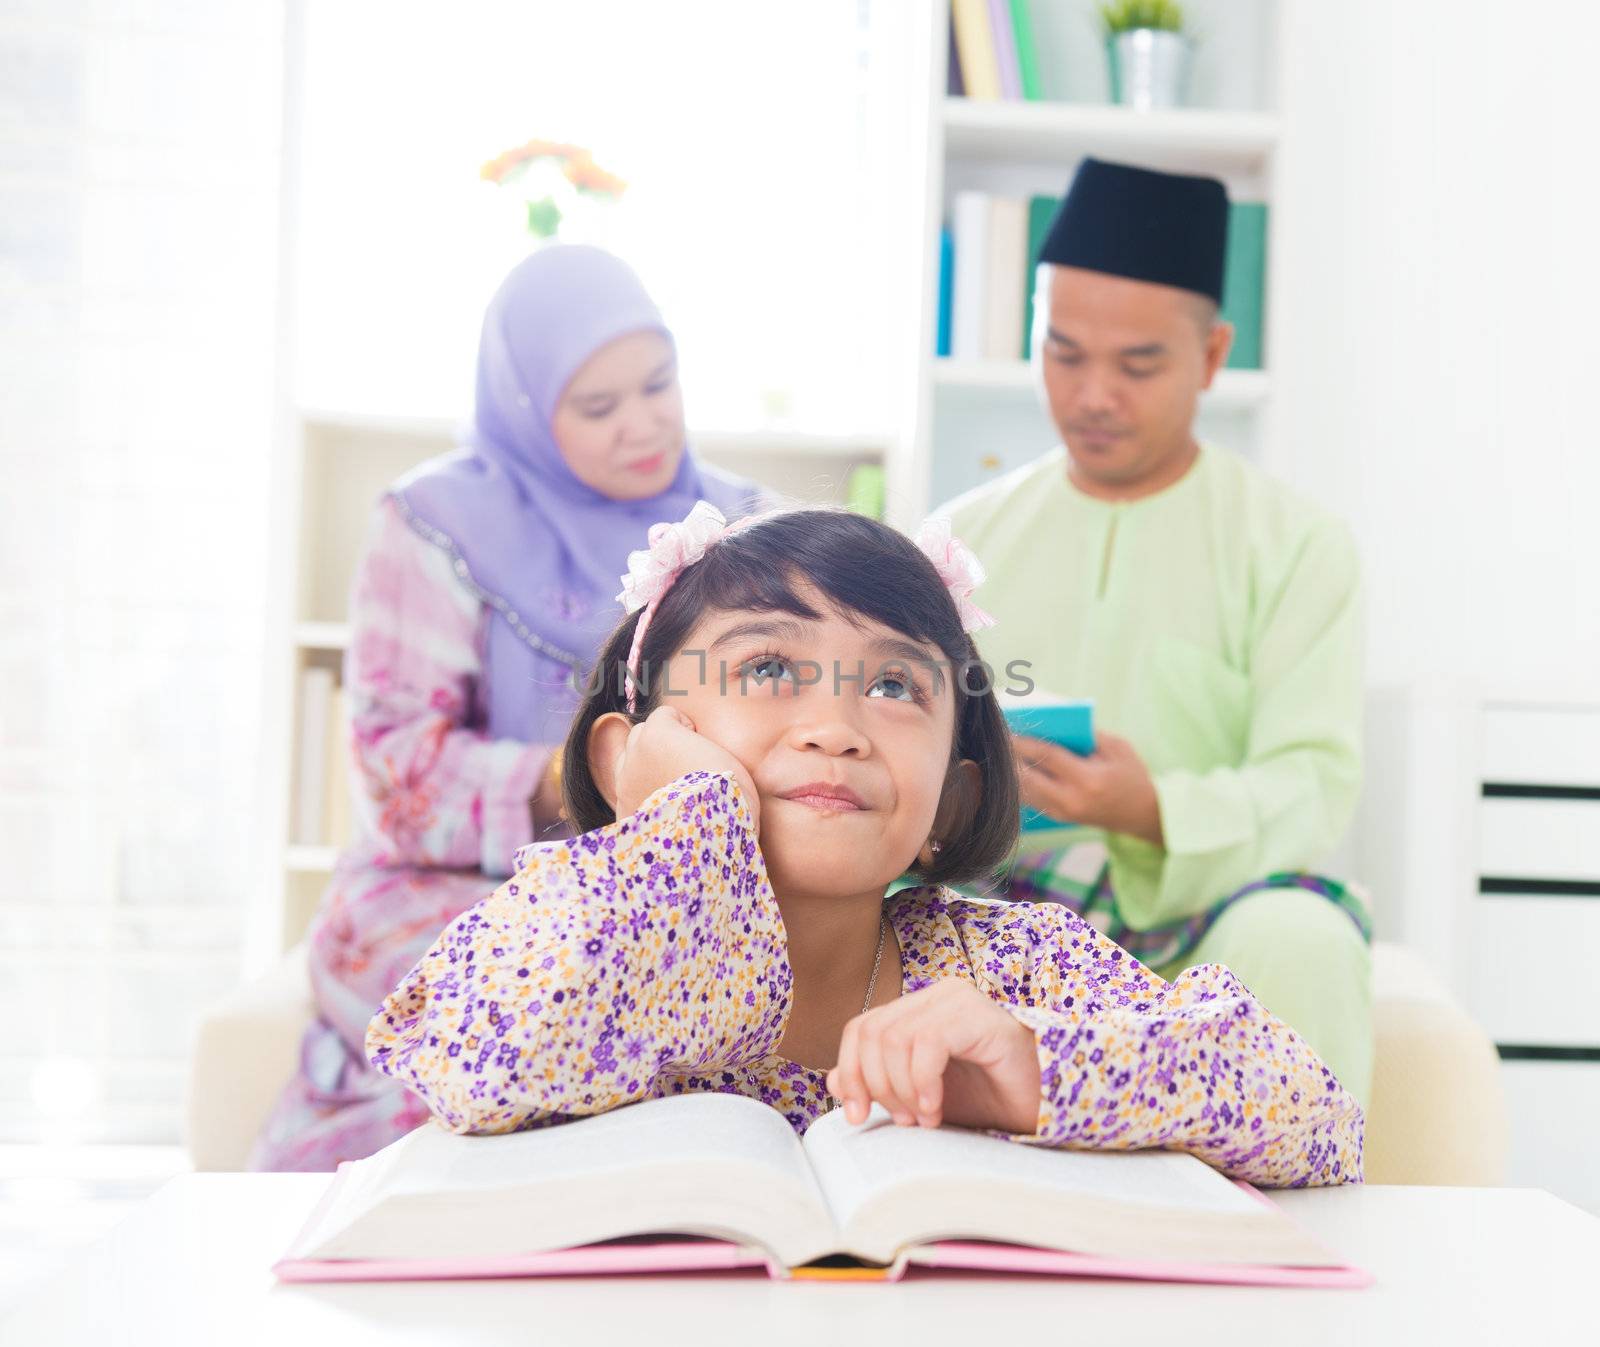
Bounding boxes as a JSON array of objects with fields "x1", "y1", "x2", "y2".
[
  {"x1": 550, "y1": 330, "x2": 686, "y2": 501},
  {"x1": 662, "y1": 583, "x2": 971, "y2": 903}
]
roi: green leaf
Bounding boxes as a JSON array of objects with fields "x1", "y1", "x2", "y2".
[
  {"x1": 525, "y1": 196, "x2": 563, "y2": 239},
  {"x1": 1098, "y1": 0, "x2": 1184, "y2": 35}
]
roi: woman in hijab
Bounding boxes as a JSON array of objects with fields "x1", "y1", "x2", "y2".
[{"x1": 250, "y1": 246, "x2": 769, "y2": 1170}]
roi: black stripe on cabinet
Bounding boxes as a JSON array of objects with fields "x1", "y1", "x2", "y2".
[
  {"x1": 1479, "y1": 878, "x2": 1600, "y2": 897},
  {"x1": 1497, "y1": 1044, "x2": 1600, "y2": 1063},
  {"x1": 1482, "y1": 783, "x2": 1600, "y2": 801}
]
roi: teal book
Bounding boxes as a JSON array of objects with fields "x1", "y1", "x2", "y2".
[
  {"x1": 1221, "y1": 202, "x2": 1268, "y2": 370},
  {"x1": 1020, "y1": 195, "x2": 1058, "y2": 359},
  {"x1": 1002, "y1": 696, "x2": 1094, "y2": 833},
  {"x1": 1008, "y1": 0, "x2": 1042, "y2": 100}
]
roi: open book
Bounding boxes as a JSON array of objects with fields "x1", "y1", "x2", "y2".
[{"x1": 275, "y1": 1094, "x2": 1366, "y2": 1286}]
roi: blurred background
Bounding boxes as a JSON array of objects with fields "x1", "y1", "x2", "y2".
[{"x1": 3, "y1": 0, "x2": 1598, "y2": 1303}]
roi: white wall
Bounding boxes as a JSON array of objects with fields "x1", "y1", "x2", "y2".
[{"x1": 1269, "y1": 0, "x2": 1600, "y2": 693}]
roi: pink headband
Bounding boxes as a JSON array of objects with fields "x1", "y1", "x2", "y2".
[{"x1": 613, "y1": 502, "x2": 996, "y2": 714}]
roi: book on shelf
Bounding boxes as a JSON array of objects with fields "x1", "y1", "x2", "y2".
[
  {"x1": 936, "y1": 227, "x2": 954, "y2": 357},
  {"x1": 946, "y1": 12, "x2": 965, "y2": 96},
  {"x1": 982, "y1": 196, "x2": 1028, "y2": 360},
  {"x1": 987, "y1": 0, "x2": 1022, "y2": 99},
  {"x1": 944, "y1": 192, "x2": 1035, "y2": 362},
  {"x1": 950, "y1": 0, "x2": 1001, "y2": 101},
  {"x1": 949, "y1": 0, "x2": 1045, "y2": 103},
  {"x1": 1021, "y1": 194, "x2": 1057, "y2": 357},
  {"x1": 295, "y1": 667, "x2": 353, "y2": 850},
  {"x1": 938, "y1": 194, "x2": 1269, "y2": 369},
  {"x1": 1009, "y1": 0, "x2": 1042, "y2": 100},
  {"x1": 274, "y1": 1093, "x2": 1367, "y2": 1287},
  {"x1": 324, "y1": 683, "x2": 352, "y2": 850},
  {"x1": 949, "y1": 190, "x2": 990, "y2": 359},
  {"x1": 1221, "y1": 201, "x2": 1268, "y2": 370}
]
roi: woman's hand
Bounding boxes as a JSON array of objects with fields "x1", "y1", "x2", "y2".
[
  {"x1": 1014, "y1": 730, "x2": 1165, "y2": 848},
  {"x1": 609, "y1": 705, "x2": 760, "y2": 830},
  {"x1": 826, "y1": 980, "x2": 1041, "y2": 1134}
]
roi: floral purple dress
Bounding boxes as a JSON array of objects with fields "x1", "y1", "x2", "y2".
[
  {"x1": 249, "y1": 498, "x2": 573, "y2": 1171},
  {"x1": 368, "y1": 771, "x2": 1363, "y2": 1188}
]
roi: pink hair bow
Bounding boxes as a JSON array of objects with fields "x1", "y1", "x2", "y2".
[
  {"x1": 616, "y1": 500, "x2": 736, "y2": 618},
  {"x1": 616, "y1": 500, "x2": 751, "y2": 712},
  {"x1": 913, "y1": 516, "x2": 996, "y2": 633}
]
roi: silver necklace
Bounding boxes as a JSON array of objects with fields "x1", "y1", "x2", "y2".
[
  {"x1": 822, "y1": 917, "x2": 891, "y2": 1117},
  {"x1": 860, "y1": 916, "x2": 888, "y2": 1014}
]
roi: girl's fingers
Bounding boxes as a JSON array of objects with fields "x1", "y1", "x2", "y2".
[
  {"x1": 831, "y1": 1017, "x2": 867, "y2": 1122},
  {"x1": 860, "y1": 1003, "x2": 935, "y2": 1127},
  {"x1": 908, "y1": 1030, "x2": 950, "y2": 1128},
  {"x1": 880, "y1": 1023, "x2": 922, "y2": 1127},
  {"x1": 854, "y1": 1027, "x2": 908, "y2": 1126}
]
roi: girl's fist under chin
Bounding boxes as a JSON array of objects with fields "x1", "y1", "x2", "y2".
[{"x1": 611, "y1": 705, "x2": 760, "y2": 829}]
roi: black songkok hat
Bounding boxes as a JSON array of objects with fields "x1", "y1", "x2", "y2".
[{"x1": 1037, "y1": 157, "x2": 1230, "y2": 304}]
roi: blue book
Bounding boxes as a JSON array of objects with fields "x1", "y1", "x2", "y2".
[
  {"x1": 1002, "y1": 697, "x2": 1094, "y2": 833},
  {"x1": 936, "y1": 227, "x2": 954, "y2": 357}
]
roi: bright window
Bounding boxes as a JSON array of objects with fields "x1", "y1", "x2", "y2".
[{"x1": 294, "y1": 1, "x2": 900, "y2": 435}]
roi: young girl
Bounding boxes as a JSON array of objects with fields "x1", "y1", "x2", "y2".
[{"x1": 367, "y1": 506, "x2": 1362, "y2": 1187}]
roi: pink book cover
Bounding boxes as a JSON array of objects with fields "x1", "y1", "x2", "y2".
[
  {"x1": 272, "y1": 1168, "x2": 1372, "y2": 1289},
  {"x1": 987, "y1": 0, "x2": 1023, "y2": 99}
]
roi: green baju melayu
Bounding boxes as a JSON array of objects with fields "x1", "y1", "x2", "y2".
[{"x1": 943, "y1": 442, "x2": 1373, "y2": 1104}]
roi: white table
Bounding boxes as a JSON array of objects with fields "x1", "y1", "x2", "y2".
[{"x1": 3, "y1": 1176, "x2": 1596, "y2": 1345}]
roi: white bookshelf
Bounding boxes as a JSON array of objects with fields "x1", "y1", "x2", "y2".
[
  {"x1": 292, "y1": 620, "x2": 349, "y2": 652},
  {"x1": 883, "y1": 1, "x2": 1287, "y2": 530},
  {"x1": 940, "y1": 100, "x2": 1280, "y2": 177}
]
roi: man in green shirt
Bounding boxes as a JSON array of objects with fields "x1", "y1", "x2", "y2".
[{"x1": 942, "y1": 158, "x2": 1372, "y2": 1104}]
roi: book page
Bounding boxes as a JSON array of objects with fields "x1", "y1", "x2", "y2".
[
  {"x1": 383, "y1": 1092, "x2": 817, "y2": 1197},
  {"x1": 803, "y1": 1105, "x2": 1257, "y2": 1229},
  {"x1": 800, "y1": 1106, "x2": 1327, "y2": 1268},
  {"x1": 296, "y1": 1093, "x2": 841, "y2": 1266}
]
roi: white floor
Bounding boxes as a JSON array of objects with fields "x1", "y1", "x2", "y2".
[{"x1": 0, "y1": 1145, "x2": 189, "y2": 1314}]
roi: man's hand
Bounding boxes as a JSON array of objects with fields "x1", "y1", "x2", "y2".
[
  {"x1": 1014, "y1": 730, "x2": 1165, "y2": 847},
  {"x1": 607, "y1": 706, "x2": 761, "y2": 830},
  {"x1": 826, "y1": 980, "x2": 1041, "y2": 1134}
]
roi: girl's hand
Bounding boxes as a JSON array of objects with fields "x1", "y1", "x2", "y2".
[
  {"x1": 826, "y1": 980, "x2": 1041, "y2": 1134},
  {"x1": 610, "y1": 705, "x2": 761, "y2": 831}
]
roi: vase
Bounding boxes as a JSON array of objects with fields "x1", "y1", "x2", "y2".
[{"x1": 1108, "y1": 28, "x2": 1190, "y2": 110}]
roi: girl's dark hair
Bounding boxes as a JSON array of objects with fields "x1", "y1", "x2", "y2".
[{"x1": 560, "y1": 507, "x2": 1018, "y2": 886}]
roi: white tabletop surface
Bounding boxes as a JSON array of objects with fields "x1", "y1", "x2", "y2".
[{"x1": 2, "y1": 1176, "x2": 1596, "y2": 1346}]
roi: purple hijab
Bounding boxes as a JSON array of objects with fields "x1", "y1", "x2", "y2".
[{"x1": 391, "y1": 245, "x2": 763, "y2": 744}]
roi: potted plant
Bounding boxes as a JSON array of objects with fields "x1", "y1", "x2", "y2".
[{"x1": 1099, "y1": 0, "x2": 1190, "y2": 111}]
